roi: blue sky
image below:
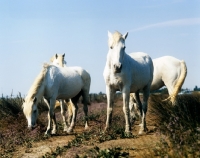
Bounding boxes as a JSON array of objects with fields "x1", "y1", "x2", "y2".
[{"x1": 0, "y1": 0, "x2": 200, "y2": 96}]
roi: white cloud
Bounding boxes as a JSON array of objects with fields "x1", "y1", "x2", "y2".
[{"x1": 129, "y1": 18, "x2": 200, "y2": 32}]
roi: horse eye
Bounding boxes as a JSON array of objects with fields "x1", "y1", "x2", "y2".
[{"x1": 110, "y1": 46, "x2": 113, "y2": 49}]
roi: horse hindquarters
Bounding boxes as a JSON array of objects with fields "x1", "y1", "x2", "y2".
[{"x1": 168, "y1": 60, "x2": 187, "y2": 104}]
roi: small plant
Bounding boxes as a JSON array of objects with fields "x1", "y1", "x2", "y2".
[{"x1": 93, "y1": 146, "x2": 129, "y2": 158}]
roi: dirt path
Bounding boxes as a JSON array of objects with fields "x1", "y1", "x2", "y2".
[
  {"x1": 13, "y1": 124, "x2": 163, "y2": 158},
  {"x1": 14, "y1": 135, "x2": 75, "y2": 158}
]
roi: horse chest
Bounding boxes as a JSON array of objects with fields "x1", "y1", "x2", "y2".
[{"x1": 108, "y1": 74, "x2": 124, "y2": 89}]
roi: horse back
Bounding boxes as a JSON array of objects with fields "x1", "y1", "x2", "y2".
[{"x1": 45, "y1": 66, "x2": 84, "y2": 99}]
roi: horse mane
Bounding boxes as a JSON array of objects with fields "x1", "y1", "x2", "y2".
[
  {"x1": 108, "y1": 31, "x2": 124, "y2": 48},
  {"x1": 50, "y1": 56, "x2": 55, "y2": 63},
  {"x1": 26, "y1": 63, "x2": 50, "y2": 100}
]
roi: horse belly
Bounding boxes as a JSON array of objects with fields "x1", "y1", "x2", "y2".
[
  {"x1": 130, "y1": 71, "x2": 151, "y2": 93},
  {"x1": 57, "y1": 78, "x2": 83, "y2": 99},
  {"x1": 150, "y1": 77, "x2": 164, "y2": 91}
]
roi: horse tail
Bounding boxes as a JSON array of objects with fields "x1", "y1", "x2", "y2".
[{"x1": 164, "y1": 60, "x2": 187, "y2": 104}]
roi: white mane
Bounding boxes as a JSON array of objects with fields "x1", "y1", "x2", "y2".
[
  {"x1": 108, "y1": 31, "x2": 124, "y2": 48},
  {"x1": 26, "y1": 63, "x2": 50, "y2": 100}
]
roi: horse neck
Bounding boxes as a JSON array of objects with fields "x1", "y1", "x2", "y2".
[
  {"x1": 27, "y1": 79, "x2": 46, "y2": 105},
  {"x1": 35, "y1": 83, "x2": 45, "y2": 103},
  {"x1": 123, "y1": 52, "x2": 129, "y2": 62}
]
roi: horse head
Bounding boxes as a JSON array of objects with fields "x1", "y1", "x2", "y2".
[
  {"x1": 51, "y1": 53, "x2": 66, "y2": 67},
  {"x1": 22, "y1": 97, "x2": 38, "y2": 130},
  {"x1": 108, "y1": 31, "x2": 128, "y2": 73}
]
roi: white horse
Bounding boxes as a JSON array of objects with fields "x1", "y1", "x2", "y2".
[
  {"x1": 22, "y1": 63, "x2": 91, "y2": 135},
  {"x1": 103, "y1": 31, "x2": 154, "y2": 134},
  {"x1": 50, "y1": 53, "x2": 91, "y2": 131},
  {"x1": 50, "y1": 53, "x2": 72, "y2": 131},
  {"x1": 129, "y1": 55, "x2": 187, "y2": 121}
]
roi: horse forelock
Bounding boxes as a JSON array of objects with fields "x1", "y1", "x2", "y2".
[
  {"x1": 108, "y1": 31, "x2": 124, "y2": 48},
  {"x1": 26, "y1": 63, "x2": 50, "y2": 101}
]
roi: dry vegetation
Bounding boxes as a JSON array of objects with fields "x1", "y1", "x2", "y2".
[{"x1": 0, "y1": 93, "x2": 200, "y2": 157}]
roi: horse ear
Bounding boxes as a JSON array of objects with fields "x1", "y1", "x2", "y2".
[
  {"x1": 62, "y1": 53, "x2": 65, "y2": 58},
  {"x1": 108, "y1": 31, "x2": 112, "y2": 39},
  {"x1": 123, "y1": 32, "x2": 128, "y2": 40},
  {"x1": 55, "y1": 54, "x2": 58, "y2": 59},
  {"x1": 33, "y1": 97, "x2": 37, "y2": 104}
]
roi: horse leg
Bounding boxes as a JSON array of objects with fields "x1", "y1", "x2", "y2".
[
  {"x1": 138, "y1": 87, "x2": 150, "y2": 135},
  {"x1": 129, "y1": 93, "x2": 137, "y2": 126},
  {"x1": 67, "y1": 93, "x2": 81, "y2": 133},
  {"x1": 59, "y1": 99, "x2": 68, "y2": 132},
  {"x1": 122, "y1": 88, "x2": 131, "y2": 134},
  {"x1": 82, "y1": 90, "x2": 89, "y2": 130},
  {"x1": 50, "y1": 99, "x2": 57, "y2": 134},
  {"x1": 105, "y1": 85, "x2": 115, "y2": 131},
  {"x1": 134, "y1": 91, "x2": 143, "y2": 123},
  {"x1": 43, "y1": 98, "x2": 57, "y2": 135},
  {"x1": 66, "y1": 100, "x2": 73, "y2": 126}
]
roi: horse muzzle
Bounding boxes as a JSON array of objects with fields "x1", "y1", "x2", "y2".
[{"x1": 114, "y1": 63, "x2": 122, "y2": 73}]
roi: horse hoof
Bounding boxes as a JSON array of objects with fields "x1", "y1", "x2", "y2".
[
  {"x1": 125, "y1": 131, "x2": 131, "y2": 137},
  {"x1": 67, "y1": 128, "x2": 73, "y2": 134},
  {"x1": 51, "y1": 130, "x2": 57, "y2": 135},
  {"x1": 138, "y1": 130, "x2": 143, "y2": 135},
  {"x1": 63, "y1": 127, "x2": 68, "y2": 132},
  {"x1": 85, "y1": 126, "x2": 89, "y2": 130},
  {"x1": 45, "y1": 130, "x2": 51, "y2": 136},
  {"x1": 138, "y1": 128, "x2": 148, "y2": 135},
  {"x1": 44, "y1": 133, "x2": 51, "y2": 137}
]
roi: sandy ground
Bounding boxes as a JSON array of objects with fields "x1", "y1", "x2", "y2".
[{"x1": 13, "y1": 124, "x2": 163, "y2": 158}]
